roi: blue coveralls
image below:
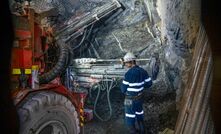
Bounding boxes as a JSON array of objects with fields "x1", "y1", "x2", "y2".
[{"x1": 121, "y1": 65, "x2": 152, "y2": 127}]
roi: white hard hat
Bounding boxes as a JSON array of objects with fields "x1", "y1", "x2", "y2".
[
  {"x1": 24, "y1": 1, "x2": 30, "y2": 6},
  {"x1": 123, "y1": 52, "x2": 136, "y2": 62}
]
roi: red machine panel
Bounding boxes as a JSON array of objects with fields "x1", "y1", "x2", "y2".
[
  {"x1": 15, "y1": 30, "x2": 31, "y2": 40},
  {"x1": 11, "y1": 48, "x2": 32, "y2": 68},
  {"x1": 12, "y1": 30, "x2": 32, "y2": 69}
]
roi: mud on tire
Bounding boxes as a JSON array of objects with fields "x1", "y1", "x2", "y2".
[{"x1": 17, "y1": 91, "x2": 80, "y2": 134}]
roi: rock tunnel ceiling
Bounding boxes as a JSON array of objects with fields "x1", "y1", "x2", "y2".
[{"x1": 26, "y1": 0, "x2": 161, "y2": 58}]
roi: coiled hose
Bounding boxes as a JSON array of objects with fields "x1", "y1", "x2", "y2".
[
  {"x1": 39, "y1": 25, "x2": 90, "y2": 84},
  {"x1": 39, "y1": 40, "x2": 70, "y2": 84}
]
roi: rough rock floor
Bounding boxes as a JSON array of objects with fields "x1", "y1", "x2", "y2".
[{"x1": 84, "y1": 88, "x2": 178, "y2": 134}]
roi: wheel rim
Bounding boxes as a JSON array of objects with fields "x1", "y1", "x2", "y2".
[{"x1": 35, "y1": 120, "x2": 68, "y2": 134}]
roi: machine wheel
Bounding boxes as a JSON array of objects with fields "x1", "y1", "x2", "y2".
[{"x1": 17, "y1": 91, "x2": 80, "y2": 134}]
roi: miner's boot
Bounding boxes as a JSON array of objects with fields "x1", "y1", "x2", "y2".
[
  {"x1": 137, "y1": 120, "x2": 145, "y2": 134},
  {"x1": 128, "y1": 125, "x2": 137, "y2": 134}
]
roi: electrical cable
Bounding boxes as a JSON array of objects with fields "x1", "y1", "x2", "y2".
[
  {"x1": 93, "y1": 73, "x2": 117, "y2": 121},
  {"x1": 72, "y1": 29, "x2": 87, "y2": 50}
]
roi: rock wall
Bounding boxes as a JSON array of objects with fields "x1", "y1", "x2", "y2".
[{"x1": 156, "y1": 0, "x2": 201, "y2": 105}]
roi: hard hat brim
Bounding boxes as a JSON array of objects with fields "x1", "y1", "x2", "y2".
[{"x1": 123, "y1": 58, "x2": 136, "y2": 63}]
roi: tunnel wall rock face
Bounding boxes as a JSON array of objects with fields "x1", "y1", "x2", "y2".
[{"x1": 156, "y1": 0, "x2": 201, "y2": 105}]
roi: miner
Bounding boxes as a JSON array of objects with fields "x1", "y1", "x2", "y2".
[{"x1": 121, "y1": 52, "x2": 152, "y2": 134}]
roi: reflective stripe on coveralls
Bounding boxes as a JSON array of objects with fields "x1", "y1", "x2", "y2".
[
  {"x1": 125, "y1": 111, "x2": 144, "y2": 118},
  {"x1": 135, "y1": 110, "x2": 144, "y2": 115},
  {"x1": 125, "y1": 113, "x2": 136, "y2": 118}
]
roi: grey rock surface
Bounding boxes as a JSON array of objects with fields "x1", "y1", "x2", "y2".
[{"x1": 157, "y1": 0, "x2": 200, "y2": 105}]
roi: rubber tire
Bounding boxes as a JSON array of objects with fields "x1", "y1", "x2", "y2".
[{"x1": 17, "y1": 91, "x2": 80, "y2": 134}]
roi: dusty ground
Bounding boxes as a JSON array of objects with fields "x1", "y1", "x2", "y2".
[{"x1": 84, "y1": 87, "x2": 178, "y2": 134}]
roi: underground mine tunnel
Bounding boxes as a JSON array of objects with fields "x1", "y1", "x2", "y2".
[{"x1": 3, "y1": 0, "x2": 219, "y2": 133}]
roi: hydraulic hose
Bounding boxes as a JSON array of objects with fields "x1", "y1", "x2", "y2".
[
  {"x1": 93, "y1": 78, "x2": 116, "y2": 121},
  {"x1": 39, "y1": 40, "x2": 70, "y2": 84}
]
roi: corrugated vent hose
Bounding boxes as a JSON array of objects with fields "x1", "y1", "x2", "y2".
[{"x1": 39, "y1": 40, "x2": 70, "y2": 84}]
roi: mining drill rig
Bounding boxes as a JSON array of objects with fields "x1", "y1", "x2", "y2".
[{"x1": 10, "y1": 0, "x2": 159, "y2": 134}]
